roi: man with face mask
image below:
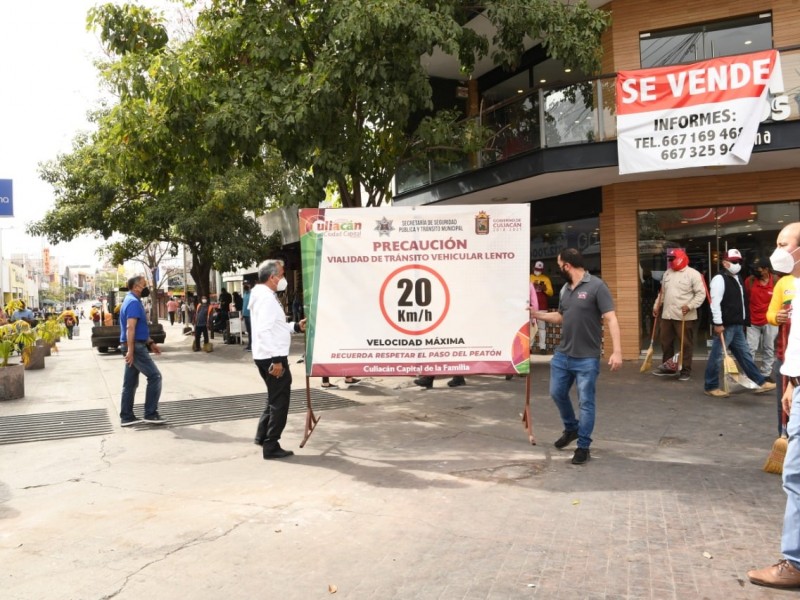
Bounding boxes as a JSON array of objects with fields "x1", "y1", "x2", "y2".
[
  {"x1": 193, "y1": 295, "x2": 213, "y2": 352},
  {"x1": 749, "y1": 223, "x2": 800, "y2": 589},
  {"x1": 651, "y1": 249, "x2": 706, "y2": 380},
  {"x1": 251, "y1": 259, "x2": 306, "y2": 459},
  {"x1": 119, "y1": 275, "x2": 165, "y2": 427},
  {"x1": 704, "y1": 249, "x2": 776, "y2": 398},
  {"x1": 530, "y1": 248, "x2": 622, "y2": 465},
  {"x1": 745, "y1": 257, "x2": 778, "y2": 382}
]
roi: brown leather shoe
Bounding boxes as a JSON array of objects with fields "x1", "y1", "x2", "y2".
[{"x1": 747, "y1": 559, "x2": 800, "y2": 588}]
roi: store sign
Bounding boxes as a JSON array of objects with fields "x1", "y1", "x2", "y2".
[
  {"x1": 299, "y1": 206, "x2": 531, "y2": 378},
  {"x1": 616, "y1": 50, "x2": 784, "y2": 174},
  {"x1": 0, "y1": 179, "x2": 12, "y2": 217}
]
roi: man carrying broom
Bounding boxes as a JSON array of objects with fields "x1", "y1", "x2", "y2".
[
  {"x1": 651, "y1": 249, "x2": 706, "y2": 381},
  {"x1": 703, "y1": 249, "x2": 776, "y2": 398},
  {"x1": 749, "y1": 223, "x2": 800, "y2": 589}
]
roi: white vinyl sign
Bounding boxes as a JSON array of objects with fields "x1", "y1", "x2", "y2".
[{"x1": 299, "y1": 205, "x2": 531, "y2": 378}]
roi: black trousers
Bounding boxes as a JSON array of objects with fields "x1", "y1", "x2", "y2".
[
  {"x1": 254, "y1": 357, "x2": 292, "y2": 445},
  {"x1": 194, "y1": 325, "x2": 209, "y2": 350}
]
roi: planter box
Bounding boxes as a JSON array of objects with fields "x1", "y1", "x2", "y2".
[
  {"x1": 24, "y1": 345, "x2": 47, "y2": 370},
  {"x1": 0, "y1": 363, "x2": 25, "y2": 400}
]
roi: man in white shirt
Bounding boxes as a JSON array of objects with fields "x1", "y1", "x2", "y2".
[
  {"x1": 251, "y1": 259, "x2": 306, "y2": 459},
  {"x1": 749, "y1": 223, "x2": 800, "y2": 589}
]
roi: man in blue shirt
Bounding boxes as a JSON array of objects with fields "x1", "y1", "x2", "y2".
[
  {"x1": 119, "y1": 275, "x2": 165, "y2": 427},
  {"x1": 10, "y1": 301, "x2": 35, "y2": 324}
]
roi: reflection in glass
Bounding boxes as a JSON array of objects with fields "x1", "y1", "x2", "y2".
[
  {"x1": 640, "y1": 14, "x2": 772, "y2": 68},
  {"x1": 636, "y1": 202, "x2": 800, "y2": 352}
]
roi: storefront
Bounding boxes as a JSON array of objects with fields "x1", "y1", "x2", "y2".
[{"x1": 599, "y1": 168, "x2": 800, "y2": 359}]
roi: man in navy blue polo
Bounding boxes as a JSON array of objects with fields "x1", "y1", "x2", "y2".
[{"x1": 119, "y1": 275, "x2": 166, "y2": 427}]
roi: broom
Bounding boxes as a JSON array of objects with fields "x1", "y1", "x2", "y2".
[
  {"x1": 720, "y1": 332, "x2": 737, "y2": 393},
  {"x1": 676, "y1": 316, "x2": 685, "y2": 377},
  {"x1": 764, "y1": 382, "x2": 788, "y2": 474},
  {"x1": 640, "y1": 313, "x2": 659, "y2": 373}
]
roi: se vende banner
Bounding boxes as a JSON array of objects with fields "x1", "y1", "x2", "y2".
[
  {"x1": 616, "y1": 50, "x2": 783, "y2": 174},
  {"x1": 299, "y1": 205, "x2": 531, "y2": 379}
]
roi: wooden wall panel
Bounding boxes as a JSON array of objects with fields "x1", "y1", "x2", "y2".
[{"x1": 602, "y1": 169, "x2": 800, "y2": 360}]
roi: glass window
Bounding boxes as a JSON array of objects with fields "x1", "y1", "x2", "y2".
[
  {"x1": 531, "y1": 216, "x2": 600, "y2": 308},
  {"x1": 640, "y1": 13, "x2": 772, "y2": 68},
  {"x1": 636, "y1": 201, "x2": 800, "y2": 351}
]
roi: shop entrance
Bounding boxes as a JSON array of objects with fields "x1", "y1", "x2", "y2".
[{"x1": 637, "y1": 201, "x2": 800, "y2": 355}]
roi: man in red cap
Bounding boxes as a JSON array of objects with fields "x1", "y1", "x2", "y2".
[
  {"x1": 652, "y1": 248, "x2": 706, "y2": 380},
  {"x1": 704, "y1": 248, "x2": 776, "y2": 397}
]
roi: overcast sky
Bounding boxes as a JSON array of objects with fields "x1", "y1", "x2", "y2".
[{"x1": 0, "y1": 1, "x2": 173, "y2": 269}]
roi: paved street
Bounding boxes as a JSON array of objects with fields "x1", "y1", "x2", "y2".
[{"x1": 0, "y1": 322, "x2": 794, "y2": 599}]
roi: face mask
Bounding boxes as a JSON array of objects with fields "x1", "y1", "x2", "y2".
[
  {"x1": 140, "y1": 286, "x2": 151, "y2": 298},
  {"x1": 276, "y1": 277, "x2": 288, "y2": 292},
  {"x1": 726, "y1": 263, "x2": 742, "y2": 275},
  {"x1": 770, "y1": 247, "x2": 800, "y2": 274},
  {"x1": 201, "y1": 299, "x2": 208, "y2": 304}
]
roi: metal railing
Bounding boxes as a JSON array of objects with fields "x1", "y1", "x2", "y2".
[{"x1": 395, "y1": 46, "x2": 800, "y2": 195}]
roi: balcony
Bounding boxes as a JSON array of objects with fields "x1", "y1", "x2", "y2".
[{"x1": 395, "y1": 46, "x2": 800, "y2": 198}]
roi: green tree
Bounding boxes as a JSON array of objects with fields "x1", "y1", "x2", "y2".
[
  {"x1": 192, "y1": 0, "x2": 610, "y2": 207},
  {"x1": 29, "y1": 3, "x2": 283, "y2": 299}
]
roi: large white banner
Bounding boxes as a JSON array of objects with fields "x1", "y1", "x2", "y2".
[
  {"x1": 300, "y1": 205, "x2": 531, "y2": 378},
  {"x1": 616, "y1": 50, "x2": 783, "y2": 175}
]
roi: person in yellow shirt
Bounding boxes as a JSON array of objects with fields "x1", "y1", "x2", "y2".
[
  {"x1": 58, "y1": 307, "x2": 78, "y2": 339},
  {"x1": 767, "y1": 274, "x2": 795, "y2": 436},
  {"x1": 530, "y1": 260, "x2": 554, "y2": 354}
]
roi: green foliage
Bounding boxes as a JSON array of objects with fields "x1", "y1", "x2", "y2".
[
  {"x1": 192, "y1": 0, "x2": 610, "y2": 206},
  {"x1": 0, "y1": 322, "x2": 36, "y2": 368},
  {"x1": 31, "y1": 3, "x2": 283, "y2": 298},
  {"x1": 36, "y1": 319, "x2": 67, "y2": 350},
  {"x1": 31, "y1": 1, "x2": 610, "y2": 289}
]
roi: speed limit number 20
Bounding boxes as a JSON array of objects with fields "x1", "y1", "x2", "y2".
[{"x1": 379, "y1": 264, "x2": 450, "y2": 335}]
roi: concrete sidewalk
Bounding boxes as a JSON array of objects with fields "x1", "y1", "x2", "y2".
[{"x1": 0, "y1": 323, "x2": 792, "y2": 599}]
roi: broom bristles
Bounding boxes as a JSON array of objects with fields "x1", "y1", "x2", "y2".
[
  {"x1": 763, "y1": 436, "x2": 788, "y2": 474},
  {"x1": 640, "y1": 346, "x2": 654, "y2": 373}
]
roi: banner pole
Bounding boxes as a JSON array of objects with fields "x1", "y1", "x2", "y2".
[{"x1": 521, "y1": 370, "x2": 536, "y2": 445}]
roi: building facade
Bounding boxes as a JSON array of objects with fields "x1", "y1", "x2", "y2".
[{"x1": 393, "y1": 0, "x2": 800, "y2": 360}]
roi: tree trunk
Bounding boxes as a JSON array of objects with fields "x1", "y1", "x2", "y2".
[
  {"x1": 149, "y1": 266, "x2": 159, "y2": 324},
  {"x1": 190, "y1": 254, "x2": 212, "y2": 301}
]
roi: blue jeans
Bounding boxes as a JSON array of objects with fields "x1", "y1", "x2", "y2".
[
  {"x1": 747, "y1": 323, "x2": 778, "y2": 376},
  {"x1": 704, "y1": 325, "x2": 765, "y2": 391},
  {"x1": 782, "y1": 385, "x2": 800, "y2": 569},
  {"x1": 120, "y1": 342, "x2": 162, "y2": 421},
  {"x1": 549, "y1": 351, "x2": 600, "y2": 449}
]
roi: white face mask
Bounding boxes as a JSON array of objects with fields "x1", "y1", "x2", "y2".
[
  {"x1": 770, "y1": 247, "x2": 800, "y2": 274},
  {"x1": 276, "y1": 277, "x2": 288, "y2": 292},
  {"x1": 726, "y1": 263, "x2": 742, "y2": 275}
]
